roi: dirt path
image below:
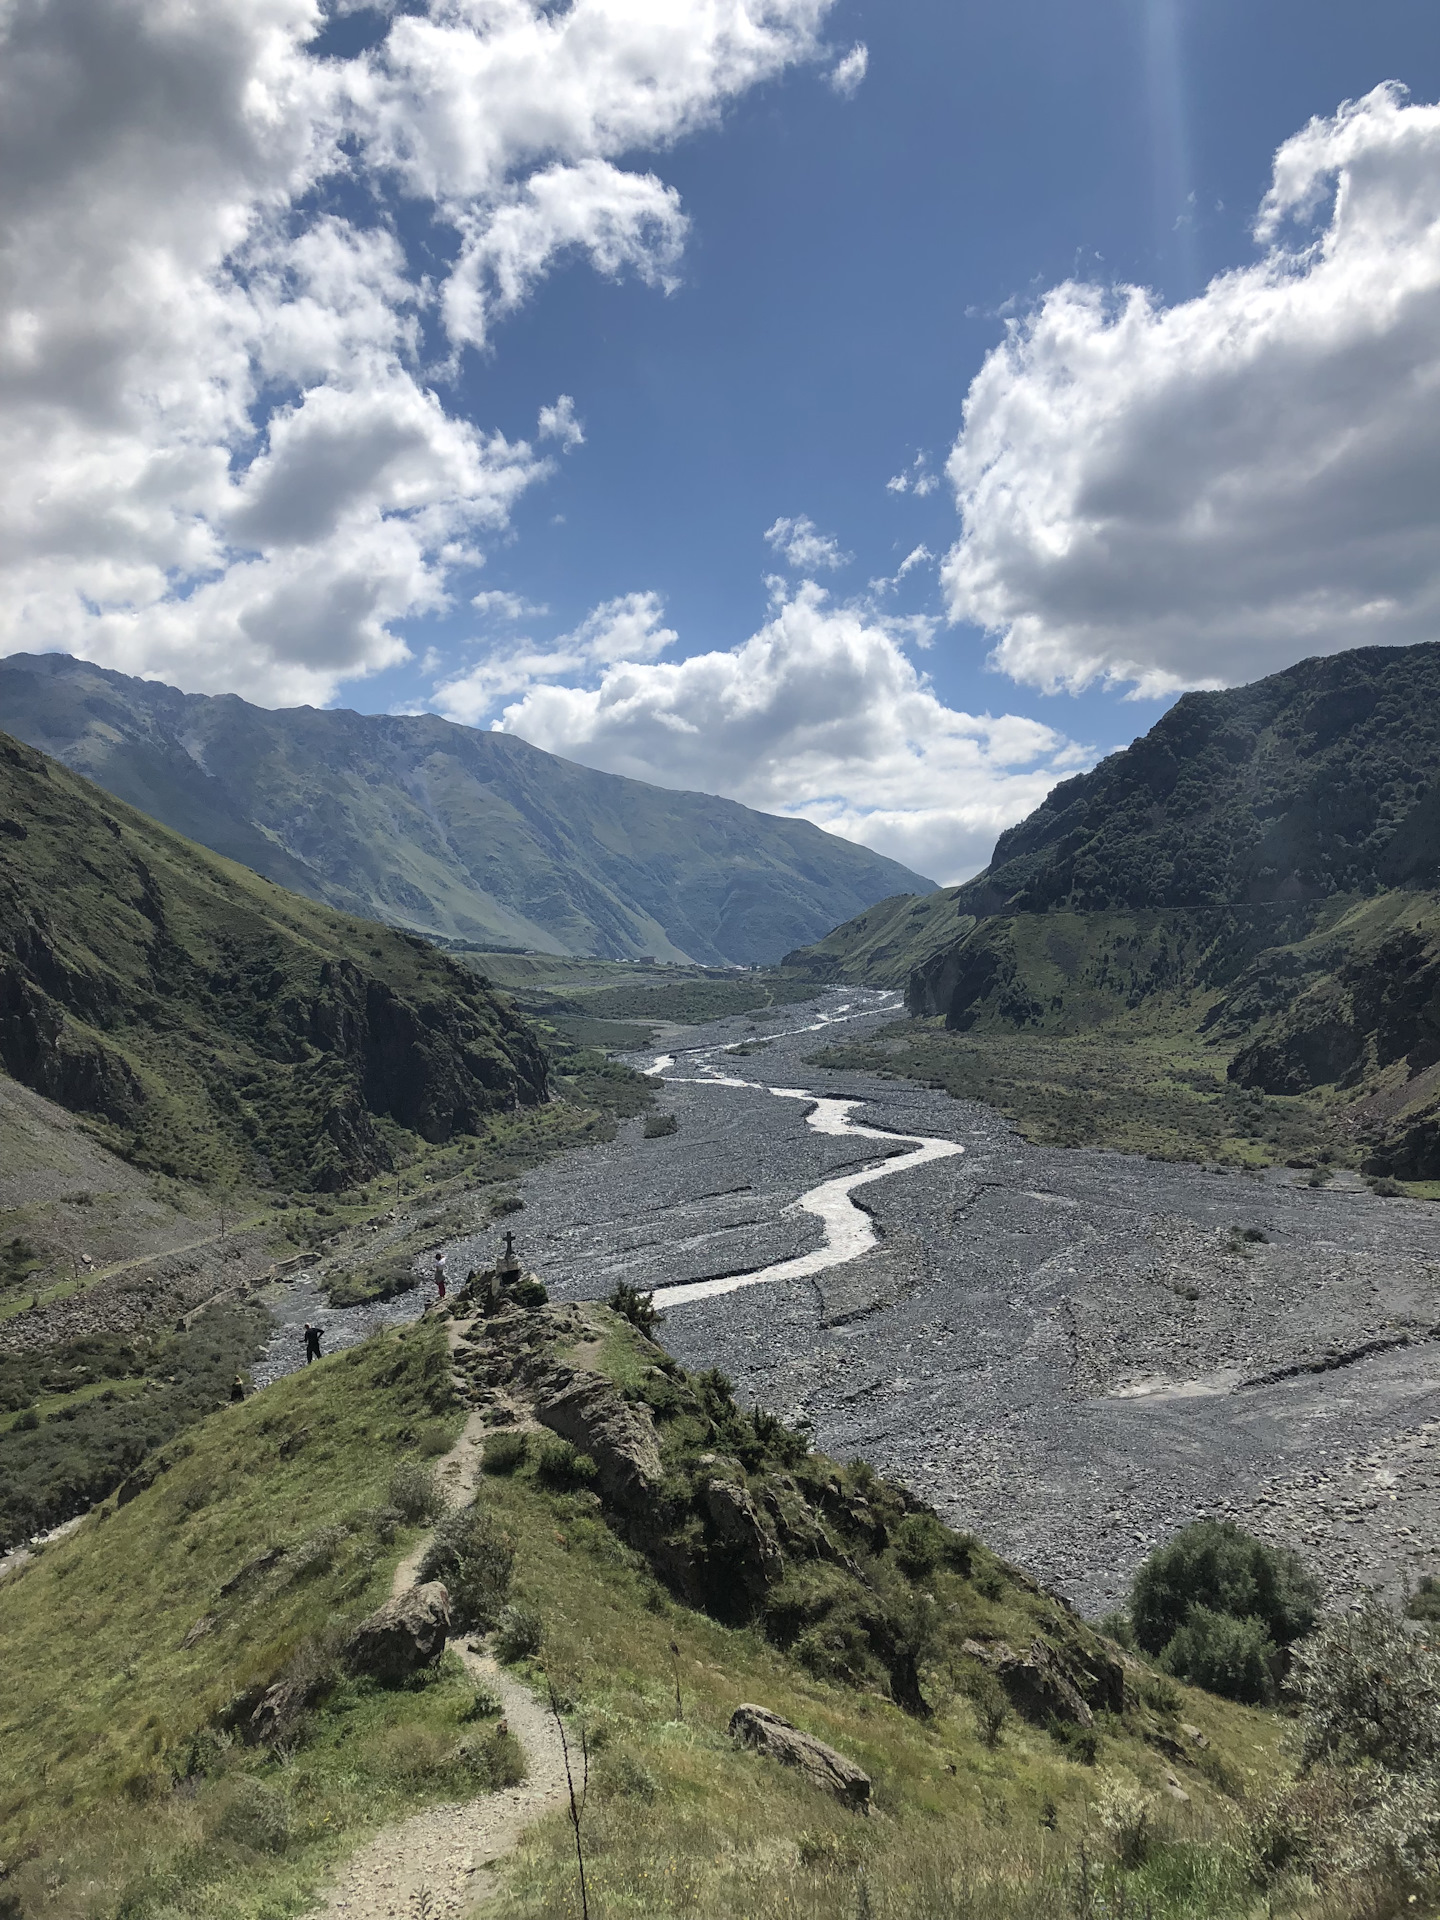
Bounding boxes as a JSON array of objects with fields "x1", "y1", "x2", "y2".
[{"x1": 316, "y1": 1328, "x2": 568, "y2": 1920}]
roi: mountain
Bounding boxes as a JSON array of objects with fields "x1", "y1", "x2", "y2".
[
  {"x1": 791, "y1": 643, "x2": 1440, "y2": 1176},
  {"x1": 0, "y1": 653, "x2": 932, "y2": 966},
  {"x1": 0, "y1": 731, "x2": 548, "y2": 1191}
]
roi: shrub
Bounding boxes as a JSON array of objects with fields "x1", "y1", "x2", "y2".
[
  {"x1": 417, "y1": 1502, "x2": 514, "y2": 1631},
  {"x1": 416, "y1": 1421, "x2": 452, "y2": 1458},
  {"x1": 1290, "y1": 1594, "x2": 1440, "y2": 1773},
  {"x1": 1407, "y1": 1575, "x2": 1440, "y2": 1623},
  {"x1": 597, "y1": 1749, "x2": 659, "y2": 1802},
  {"x1": 1130, "y1": 1520, "x2": 1318, "y2": 1700},
  {"x1": 461, "y1": 1685, "x2": 504, "y2": 1721},
  {"x1": 965, "y1": 1666, "x2": 1010, "y2": 1747},
  {"x1": 482, "y1": 1429, "x2": 529, "y2": 1475},
  {"x1": 1097, "y1": 1610, "x2": 1136, "y2": 1651},
  {"x1": 389, "y1": 1461, "x2": 442, "y2": 1523},
  {"x1": 1160, "y1": 1605, "x2": 1279, "y2": 1706},
  {"x1": 1047, "y1": 1717, "x2": 1099, "y2": 1764},
  {"x1": 534, "y1": 1435, "x2": 597, "y2": 1489},
  {"x1": 608, "y1": 1281, "x2": 663, "y2": 1332},
  {"x1": 1138, "y1": 1672, "x2": 1181, "y2": 1716},
  {"x1": 211, "y1": 1775, "x2": 292, "y2": 1854},
  {"x1": 513, "y1": 1276, "x2": 548, "y2": 1308},
  {"x1": 892, "y1": 1512, "x2": 947, "y2": 1578},
  {"x1": 458, "y1": 1724, "x2": 526, "y2": 1790},
  {"x1": 495, "y1": 1603, "x2": 544, "y2": 1662},
  {"x1": 643, "y1": 1112, "x2": 678, "y2": 1138},
  {"x1": 1097, "y1": 1773, "x2": 1155, "y2": 1870}
]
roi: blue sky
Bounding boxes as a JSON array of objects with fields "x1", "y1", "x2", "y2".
[{"x1": 6, "y1": 0, "x2": 1440, "y2": 882}]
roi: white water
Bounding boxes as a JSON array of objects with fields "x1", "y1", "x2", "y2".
[{"x1": 644, "y1": 1011, "x2": 964, "y2": 1306}]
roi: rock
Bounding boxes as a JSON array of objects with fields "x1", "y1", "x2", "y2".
[
  {"x1": 963, "y1": 1638, "x2": 1094, "y2": 1728},
  {"x1": 343, "y1": 1580, "x2": 450, "y2": 1685},
  {"x1": 1179, "y1": 1721, "x2": 1210, "y2": 1749},
  {"x1": 703, "y1": 1476, "x2": 784, "y2": 1600},
  {"x1": 533, "y1": 1367, "x2": 662, "y2": 1512},
  {"x1": 728, "y1": 1704, "x2": 871, "y2": 1812},
  {"x1": 1163, "y1": 1771, "x2": 1191, "y2": 1802}
]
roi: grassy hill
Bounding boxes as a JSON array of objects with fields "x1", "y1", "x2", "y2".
[
  {"x1": 0, "y1": 730, "x2": 548, "y2": 1194},
  {"x1": 0, "y1": 653, "x2": 932, "y2": 967},
  {"x1": 803, "y1": 646, "x2": 1440, "y2": 1176},
  {"x1": 0, "y1": 1304, "x2": 1301, "y2": 1920}
]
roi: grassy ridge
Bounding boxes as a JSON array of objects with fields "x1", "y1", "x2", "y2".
[
  {"x1": 0, "y1": 732, "x2": 547, "y2": 1193},
  {"x1": 0, "y1": 1308, "x2": 1290, "y2": 1920}
]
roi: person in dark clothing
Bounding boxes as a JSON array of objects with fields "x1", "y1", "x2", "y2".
[
  {"x1": 230, "y1": 1372, "x2": 246, "y2": 1402},
  {"x1": 303, "y1": 1322, "x2": 323, "y2": 1364}
]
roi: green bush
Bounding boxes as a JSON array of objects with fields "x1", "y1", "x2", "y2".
[
  {"x1": 1132, "y1": 1521, "x2": 1318, "y2": 1655},
  {"x1": 388, "y1": 1461, "x2": 442, "y2": 1524},
  {"x1": 534, "y1": 1435, "x2": 597, "y2": 1489},
  {"x1": 495, "y1": 1603, "x2": 544, "y2": 1662},
  {"x1": 417, "y1": 1501, "x2": 514, "y2": 1631},
  {"x1": 1128, "y1": 1520, "x2": 1318, "y2": 1701},
  {"x1": 1407, "y1": 1575, "x2": 1440, "y2": 1623},
  {"x1": 513, "y1": 1276, "x2": 548, "y2": 1309},
  {"x1": 1290, "y1": 1594, "x2": 1440, "y2": 1772},
  {"x1": 608, "y1": 1281, "x2": 663, "y2": 1332},
  {"x1": 1047, "y1": 1717, "x2": 1099, "y2": 1764},
  {"x1": 643, "y1": 1112, "x2": 678, "y2": 1138},
  {"x1": 481, "y1": 1429, "x2": 529, "y2": 1475},
  {"x1": 1160, "y1": 1605, "x2": 1279, "y2": 1706}
]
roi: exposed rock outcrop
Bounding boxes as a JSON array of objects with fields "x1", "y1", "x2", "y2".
[
  {"x1": 728, "y1": 1704, "x2": 871, "y2": 1812},
  {"x1": 533, "y1": 1365, "x2": 662, "y2": 1512},
  {"x1": 964, "y1": 1638, "x2": 1094, "y2": 1728},
  {"x1": 343, "y1": 1580, "x2": 451, "y2": 1685},
  {"x1": 702, "y1": 1475, "x2": 783, "y2": 1602}
]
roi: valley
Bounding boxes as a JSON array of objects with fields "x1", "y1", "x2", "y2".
[{"x1": 430, "y1": 988, "x2": 1440, "y2": 1621}]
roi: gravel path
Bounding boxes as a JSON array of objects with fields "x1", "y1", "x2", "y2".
[
  {"x1": 438, "y1": 988, "x2": 1440, "y2": 1618},
  {"x1": 315, "y1": 1390, "x2": 567, "y2": 1920}
]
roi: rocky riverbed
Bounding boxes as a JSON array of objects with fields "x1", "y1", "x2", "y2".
[{"x1": 439, "y1": 988, "x2": 1440, "y2": 1619}]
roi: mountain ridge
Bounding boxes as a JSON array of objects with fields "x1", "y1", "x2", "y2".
[
  {"x1": 0, "y1": 653, "x2": 932, "y2": 967},
  {"x1": 0, "y1": 730, "x2": 552, "y2": 1192}
]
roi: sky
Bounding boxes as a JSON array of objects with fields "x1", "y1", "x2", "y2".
[{"x1": 4, "y1": 1, "x2": 1440, "y2": 886}]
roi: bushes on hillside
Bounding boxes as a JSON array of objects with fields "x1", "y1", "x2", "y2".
[
  {"x1": 417, "y1": 1501, "x2": 515, "y2": 1631},
  {"x1": 1126, "y1": 1520, "x2": 1319, "y2": 1703}
]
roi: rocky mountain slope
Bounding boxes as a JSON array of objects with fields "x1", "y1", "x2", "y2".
[
  {"x1": 0, "y1": 731, "x2": 548, "y2": 1193},
  {"x1": 793, "y1": 645, "x2": 1440, "y2": 1175},
  {"x1": 0, "y1": 653, "x2": 931, "y2": 966}
]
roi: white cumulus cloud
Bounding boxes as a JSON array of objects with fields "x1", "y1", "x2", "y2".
[
  {"x1": 764, "y1": 514, "x2": 852, "y2": 571},
  {"x1": 943, "y1": 83, "x2": 1440, "y2": 696},
  {"x1": 537, "y1": 394, "x2": 585, "y2": 452},
  {"x1": 828, "y1": 43, "x2": 868, "y2": 99},
  {"x1": 0, "y1": 0, "x2": 833, "y2": 702},
  {"x1": 432, "y1": 590, "x2": 678, "y2": 725},
  {"x1": 489, "y1": 582, "x2": 1092, "y2": 883}
]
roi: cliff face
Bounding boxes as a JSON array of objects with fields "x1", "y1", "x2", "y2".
[{"x1": 0, "y1": 732, "x2": 548, "y2": 1191}]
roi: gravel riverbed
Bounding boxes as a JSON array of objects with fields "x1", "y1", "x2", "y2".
[{"x1": 429, "y1": 988, "x2": 1440, "y2": 1617}]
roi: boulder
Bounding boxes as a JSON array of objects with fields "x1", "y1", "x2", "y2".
[
  {"x1": 729, "y1": 1704, "x2": 871, "y2": 1812},
  {"x1": 343, "y1": 1580, "x2": 450, "y2": 1685},
  {"x1": 533, "y1": 1367, "x2": 662, "y2": 1512},
  {"x1": 964, "y1": 1638, "x2": 1094, "y2": 1728}
]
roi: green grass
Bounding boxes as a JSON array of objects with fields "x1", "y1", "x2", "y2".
[
  {"x1": 0, "y1": 731, "x2": 550, "y2": 1195},
  {"x1": 0, "y1": 1305, "x2": 1337, "y2": 1920},
  {"x1": 816, "y1": 1018, "x2": 1341, "y2": 1167},
  {"x1": 0, "y1": 1318, "x2": 474, "y2": 1920}
]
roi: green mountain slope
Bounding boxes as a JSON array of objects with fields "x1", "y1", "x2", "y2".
[
  {"x1": 0, "y1": 653, "x2": 932, "y2": 966},
  {"x1": 801, "y1": 645, "x2": 1440, "y2": 1175},
  {"x1": 0, "y1": 1307, "x2": 1288, "y2": 1920},
  {"x1": 0, "y1": 731, "x2": 548, "y2": 1191}
]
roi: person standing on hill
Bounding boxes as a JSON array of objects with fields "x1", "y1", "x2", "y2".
[
  {"x1": 433, "y1": 1250, "x2": 447, "y2": 1300},
  {"x1": 303, "y1": 1322, "x2": 323, "y2": 1364}
]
